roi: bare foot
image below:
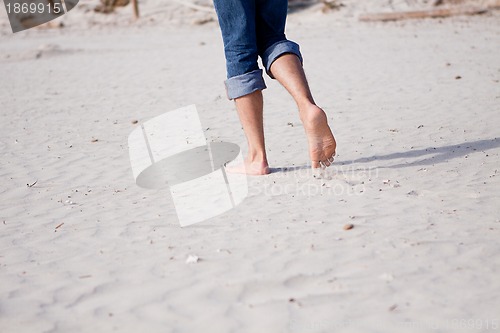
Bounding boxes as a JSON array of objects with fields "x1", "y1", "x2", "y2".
[
  {"x1": 225, "y1": 159, "x2": 270, "y2": 175},
  {"x1": 300, "y1": 105, "x2": 337, "y2": 169}
]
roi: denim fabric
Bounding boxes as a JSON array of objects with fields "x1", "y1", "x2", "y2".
[
  {"x1": 262, "y1": 40, "x2": 302, "y2": 79},
  {"x1": 225, "y1": 69, "x2": 267, "y2": 100},
  {"x1": 213, "y1": 0, "x2": 303, "y2": 100}
]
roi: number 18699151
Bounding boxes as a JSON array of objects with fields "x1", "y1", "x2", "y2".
[{"x1": 5, "y1": 1, "x2": 62, "y2": 15}]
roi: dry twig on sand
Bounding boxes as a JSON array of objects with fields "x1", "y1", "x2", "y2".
[
  {"x1": 360, "y1": 1, "x2": 500, "y2": 22},
  {"x1": 132, "y1": 0, "x2": 139, "y2": 19}
]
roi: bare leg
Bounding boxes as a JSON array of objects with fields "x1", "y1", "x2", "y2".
[
  {"x1": 226, "y1": 90, "x2": 270, "y2": 175},
  {"x1": 270, "y1": 54, "x2": 336, "y2": 168}
]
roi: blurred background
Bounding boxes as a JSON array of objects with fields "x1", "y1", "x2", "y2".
[{"x1": 1, "y1": 0, "x2": 498, "y2": 35}]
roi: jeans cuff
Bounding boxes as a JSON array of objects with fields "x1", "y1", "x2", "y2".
[
  {"x1": 225, "y1": 69, "x2": 267, "y2": 100},
  {"x1": 262, "y1": 40, "x2": 303, "y2": 79}
]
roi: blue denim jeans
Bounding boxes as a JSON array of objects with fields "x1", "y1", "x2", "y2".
[{"x1": 213, "y1": 0, "x2": 303, "y2": 100}]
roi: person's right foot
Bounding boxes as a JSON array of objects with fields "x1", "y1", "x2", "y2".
[{"x1": 300, "y1": 105, "x2": 337, "y2": 169}]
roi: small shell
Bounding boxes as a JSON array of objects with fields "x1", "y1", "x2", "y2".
[{"x1": 185, "y1": 255, "x2": 199, "y2": 264}]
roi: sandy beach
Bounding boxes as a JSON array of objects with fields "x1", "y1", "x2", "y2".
[{"x1": 1, "y1": 1, "x2": 500, "y2": 332}]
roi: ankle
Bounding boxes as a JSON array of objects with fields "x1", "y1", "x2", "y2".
[
  {"x1": 246, "y1": 150, "x2": 268, "y2": 164},
  {"x1": 297, "y1": 99, "x2": 316, "y2": 112},
  {"x1": 299, "y1": 104, "x2": 325, "y2": 124}
]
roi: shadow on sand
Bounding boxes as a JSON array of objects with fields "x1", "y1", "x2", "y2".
[
  {"x1": 339, "y1": 137, "x2": 500, "y2": 169},
  {"x1": 270, "y1": 138, "x2": 500, "y2": 174}
]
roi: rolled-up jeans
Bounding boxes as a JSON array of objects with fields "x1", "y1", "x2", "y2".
[{"x1": 213, "y1": 0, "x2": 303, "y2": 100}]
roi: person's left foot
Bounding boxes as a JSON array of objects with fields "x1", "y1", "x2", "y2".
[{"x1": 225, "y1": 159, "x2": 270, "y2": 175}]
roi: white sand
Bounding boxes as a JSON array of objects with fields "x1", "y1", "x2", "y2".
[{"x1": 1, "y1": 3, "x2": 500, "y2": 332}]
